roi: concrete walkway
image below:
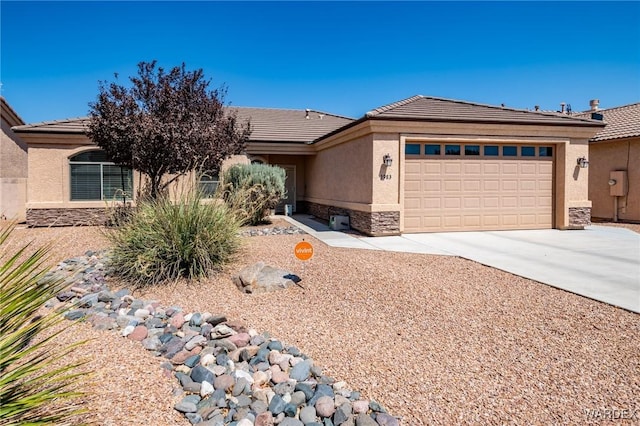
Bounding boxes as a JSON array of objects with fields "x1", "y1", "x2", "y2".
[{"x1": 283, "y1": 215, "x2": 640, "y2": 313}]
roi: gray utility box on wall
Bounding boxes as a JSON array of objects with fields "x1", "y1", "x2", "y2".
[{"x1": 329, "y1": 215, "x2": 350, "y2": 231}]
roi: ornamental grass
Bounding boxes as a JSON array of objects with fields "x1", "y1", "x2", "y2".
[{"x1": 105, "y1": 185, "x2": 242, "y2": 287}]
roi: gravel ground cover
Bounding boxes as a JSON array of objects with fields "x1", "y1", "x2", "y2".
[
  {"x1": 592, "y1": 220, "x2": 640, "y2": 234},
  {"x1": 3, "y1": 222, "x2": 639, "y2": 425}
]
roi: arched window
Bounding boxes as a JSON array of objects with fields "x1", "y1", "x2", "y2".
[{"x1": 69, "y1": 150, "x2": 133, "y2": 201}]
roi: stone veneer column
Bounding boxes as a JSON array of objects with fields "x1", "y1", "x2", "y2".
[{"x1": 568, "y1": 207, "x2": 591, "y2": 228}]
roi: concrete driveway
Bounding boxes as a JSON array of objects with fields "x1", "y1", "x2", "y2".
[{"x1": 286, "y1": 215, "x2": 640, "y2": 313}]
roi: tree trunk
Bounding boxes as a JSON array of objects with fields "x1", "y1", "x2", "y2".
[{"x1": 149, "y1": 174, "x2": 162, "y2": 200}]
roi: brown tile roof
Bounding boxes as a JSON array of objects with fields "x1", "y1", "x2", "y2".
[
  {"x1": 12, "y1": 117, "x2": 90, "y2": 134},
  {"x1": 1, "y1": 97, "x2": 26, "y2": 127},
  {"x1": 363, "y1": 95, "x2": 605, "y2": 127},
  {"x1": 573, "y1": 103, "x2": 640, "y2": 142},
  {"x1": 12, "y1": 107, "x2": 354, "y2": 144},
  {"x1": 231, "y1": 107, "x2": 353, "y2": 143}
]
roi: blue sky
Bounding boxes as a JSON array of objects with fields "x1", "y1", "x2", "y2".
[{"x1": 2, "y1": 1, "x2": 639, "y2": 123}]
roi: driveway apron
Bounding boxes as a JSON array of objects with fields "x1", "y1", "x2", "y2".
[{"x1": 397, "y1": 226, "x2": 639, "y2": 313}]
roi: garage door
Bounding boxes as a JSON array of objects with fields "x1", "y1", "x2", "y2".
[{"x1": 404, "y1": 143, "x2": 554, "y2": 232}]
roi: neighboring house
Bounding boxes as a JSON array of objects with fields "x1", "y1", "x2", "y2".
[
  {"x1": 574, "y1": 101, "x2": 640, "y2": 223},
  {"x1": 1, "y1": 97, "x2": 27, "y2": 222},
  {"x1": 13, "y1": 95, "x2": 604, "y2": 235}
]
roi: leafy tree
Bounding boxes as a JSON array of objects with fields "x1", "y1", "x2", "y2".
[{"x1": 87, "y1": 61, "x2": 251, "y2": 199}]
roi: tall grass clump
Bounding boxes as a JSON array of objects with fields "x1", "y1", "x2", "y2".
[
  {"x1": 0, "y1": 222, "x2": 86, "y2": 425},
  {"x1": 222, "y1": 163, "x2": 286, "y2": 225},
  {"x1": 106, "y1": 185, "x2": 242, "y2": 287}
]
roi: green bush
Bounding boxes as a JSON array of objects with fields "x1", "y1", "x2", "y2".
[
  {"x1": 0, "y1": 222, "x2": 86, "y2": 425},
  {"x1": 106, "y1": 186, "x2": 242, "y2": 286},
  {"x1": 222, "y1": 163, "x2": 286, "y2": 225}
]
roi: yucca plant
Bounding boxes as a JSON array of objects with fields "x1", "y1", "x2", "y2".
[{"x1": 0, "y1": 222, "x2": 86, "y2": 425}]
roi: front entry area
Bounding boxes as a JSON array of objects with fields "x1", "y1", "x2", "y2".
[
  {"x1": 403, "y1": 143, "x2": 554, "y2": 232},
  {"x1": 275, "y1": 165, "x2": 296, "y2": 214}
]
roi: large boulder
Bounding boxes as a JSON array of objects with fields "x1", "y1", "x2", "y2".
[{"x1": 232, "y1": 262, "x2": 301, "y2": 294}]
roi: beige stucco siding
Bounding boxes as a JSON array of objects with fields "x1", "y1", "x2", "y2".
[
  {"x1": 589, "y1": 138, "x2": 639, "y2": 221},
  {"x1": 1, "y1": 110, "x2": 27, "y2": 221},
  {"x1": 566, "y1": 139, "x2": 590, "y2": 202},
  {"x1": 554, "y1": 139, "x2": 591, "y2": 228},
  {"x1": 27, "y1": 143, "x2": 142, "y2": 208},
  {"x1": 311, "y1": 119, "x2": 598, "y2": 231},
  {"x1": 1, "y1": 120, "x2": 27, "y2": 178},
  {"x1": 0, "y1": 179, "x2": 26, "y2": 221},
  {"x1": 27, "y1": 142, "x2": 251, "y2": 208},
  {"x1": 371, "y1": 133, "x2": 401, "y2": 207},
  {"x1": 306, "y1": 134, "x2": 374, "y2": 207}
]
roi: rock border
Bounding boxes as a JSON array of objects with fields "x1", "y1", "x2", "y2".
[{"x1": 45, "y1": 246, "x2": 401, "y2": 425}]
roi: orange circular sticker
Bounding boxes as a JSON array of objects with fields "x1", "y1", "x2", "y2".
[{"x1": 294, "y1": 241, "x2": 314, "y2": 261}]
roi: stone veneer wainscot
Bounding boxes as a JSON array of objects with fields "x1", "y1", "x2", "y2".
[
  {"x1": 306, "y1": 201, "x2": 400, "y2": 236},
  {"x1": 27, "y1": 208, "x2": 109, "y2": 227}
]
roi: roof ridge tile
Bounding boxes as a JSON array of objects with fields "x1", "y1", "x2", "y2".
[
  {"x1": 365, "y1": 95, "x2": 423, "y2": 117},
  {"x1": 230, "y1": 106, "x2": 354, "y2": 120}
]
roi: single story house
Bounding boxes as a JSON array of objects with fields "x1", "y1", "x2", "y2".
[
  {"x1": 12, "y1": 95, "x2": 605, "y2": 235},
  {"x1": 1, "y1": 97, "x2": 27, "y2": 222},
  {"x1": 574, "y1": 101, "x2": 639, "y2": 223}
]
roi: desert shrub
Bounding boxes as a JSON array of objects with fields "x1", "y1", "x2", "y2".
[
  {"x1": 105, "y1": 186, "x2": 242, "y2": 286},
  {"x1": 0, "y1": 222, "x2": 86, "y2": 425},
  {"x1": 222, "y1": 163, "x2": 286, "y2": 225}
]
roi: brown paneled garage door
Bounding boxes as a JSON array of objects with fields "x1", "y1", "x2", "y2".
[{"x1": 404, "y1": 143, "x2": 554, "y2": 232}]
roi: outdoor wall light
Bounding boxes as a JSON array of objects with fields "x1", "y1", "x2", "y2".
[
  {"x1": 608, "y1": 179, "x2": 617, "y2": 186},
  {"x1": 577, "y1": 156, "x2": 589, "y2": 168},
  {"x1": 383, "y1": 153, "x2": 393, "y2": 167}
]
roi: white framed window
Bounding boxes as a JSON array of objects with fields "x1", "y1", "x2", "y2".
[{"x1": 69, "y1": 150, "x2": 133, "y2": 201}]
